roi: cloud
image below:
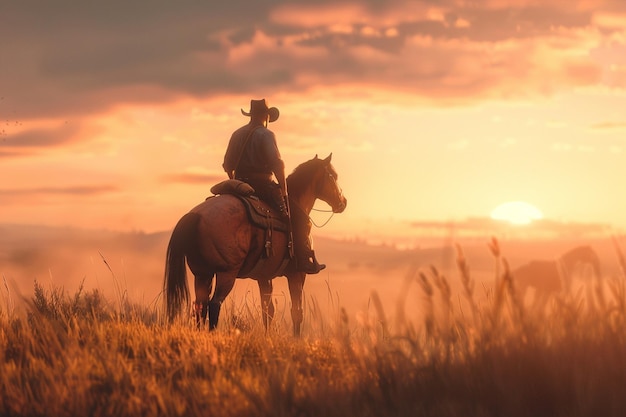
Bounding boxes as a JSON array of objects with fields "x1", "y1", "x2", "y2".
[
  {"x1": 409, "y1": 216, "x2": 611, "y2": 238},
  {"x1": 0, "y1": 185, "x2": 119, "y2": 202},
  {"x1": 0, "y1": 149, "x2": 25, "y2": 159},
  {"x1": 591, "y1": 121, "x2": 626, "y2": 130},
  {"x1": 0, "y1": 185, "x2": 118, "y2": 196},
  {"x1": 0, "y1": 123, "x2": 81, "y2": 148},
  {"x1": 2, "y1": 0, "x2": 625, "y2": 121},
  {"x1": 593, "y1": 11, "x2": 626, "y2": 29},
  {"x1": 161, "y1": 172, "x2": 224, "y2": 185}
]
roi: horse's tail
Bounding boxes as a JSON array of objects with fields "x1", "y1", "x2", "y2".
[{"x1": 164, "y1": 212, "x2": 201, "y2": 322}]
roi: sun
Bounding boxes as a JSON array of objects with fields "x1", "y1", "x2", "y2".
[{"x1": 490, "y1": 201, "x2": 544, "y2": 225}]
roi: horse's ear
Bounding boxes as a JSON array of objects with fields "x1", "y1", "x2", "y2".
[
  {"x1": 314, "y1": 154, "x2": 319, "y2": 160},
  {"x1": 323, "y1": 153, "x2": 332, "y2": 163}
]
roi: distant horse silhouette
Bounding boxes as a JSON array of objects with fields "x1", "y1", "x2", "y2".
[
  {"x1": 511, "y1": 245, "x2": 602, "y2": 303},
  {"x1": 164, "y1": 154, "x2": 347, "y2": 336}
]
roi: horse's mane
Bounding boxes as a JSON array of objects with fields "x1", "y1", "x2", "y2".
[
  {"x1": 287, "y1": 157, "x2": 332, "y2": 195},
  {"x1": 559, "y1": 245, "x2": 602, "y2": 277},
  {"x1": 560, "y1": 245, "x2": 598, "y2": 263}
]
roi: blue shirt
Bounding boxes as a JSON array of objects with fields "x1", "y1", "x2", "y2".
[{"x1": 223, "y1": 124, "x2": 282, "y2": 177}]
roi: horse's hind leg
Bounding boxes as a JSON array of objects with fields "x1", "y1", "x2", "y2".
[
  {"x1": 194, "y1": 273, "x2": 214, "y2": 330},
  {"x1": 208, "y1": 272, "x2": 237, "y2": 331},
  {"x1": 258, "y1": 279, "x2": 275, "y2": 331}
]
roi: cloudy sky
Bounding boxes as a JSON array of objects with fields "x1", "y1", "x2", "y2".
[{"x1": 2, "y1": 0, "x2": 626, "y2": 242}]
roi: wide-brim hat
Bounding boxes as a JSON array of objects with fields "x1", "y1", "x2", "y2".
[{"x1": 241, "y1": 99, "x2": 280, "y2": 123}]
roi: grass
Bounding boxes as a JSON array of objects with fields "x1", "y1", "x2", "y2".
[{"x1": 2, "y1": 241, "x2": 626, "y2": 416}]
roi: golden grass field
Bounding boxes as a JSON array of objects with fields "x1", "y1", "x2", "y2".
[{"x1": 3, "y1": 231, "x2": 626, "y2": 417}]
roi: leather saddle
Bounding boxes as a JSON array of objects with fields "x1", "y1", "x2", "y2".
[
  {"x1": 210, "y1": 179, "x2": 293, "y2": 274},
  {"x1": 210, "y1": 179, "x2": 290, "y2": 233}
]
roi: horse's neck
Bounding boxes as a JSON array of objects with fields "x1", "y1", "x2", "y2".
[
  {"x1": 558, "y1": 254, "x2": 577, "y2": 275},
  {"x1": 290, "y1": 185, "x2": 315, "y2": 214},
  {"x1": 560, "y1": 248, "x2": 590, "y2": 271},
  {"x1": 559, "y1": 249, "x2": 591, "y2": 278},
  {"x1": 556, "y1": 258, "x2": 569, "y2": 278},
  {"x1": 292, "y1": 195, "x2": 314, "y2": 216}
]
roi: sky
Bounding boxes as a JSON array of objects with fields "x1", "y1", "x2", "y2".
[{"x1": 2, "y1": 0, "x2": 626, "y2": 244}]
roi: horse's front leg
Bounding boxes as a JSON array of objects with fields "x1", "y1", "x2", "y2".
[
  {"x1": 287, "y1": 272, "x2": 306, "y2": 337},
  {"x1": 258, "y1": 279, "x2": 274, "y2": 331}
]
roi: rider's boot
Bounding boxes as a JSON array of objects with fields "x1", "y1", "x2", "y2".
[
  {"x1": 289, "y1": 194, "x2": 325, "y2": 274},
  {"x1": 296, "y1": 249, "x2": 326, "y2": 274}
]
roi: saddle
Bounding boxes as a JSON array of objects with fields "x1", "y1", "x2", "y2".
[
  {"x1": 210, "y1": 179, "x2": 290, "y2": 233},
  {"x1": 210, "y1": 179, "x2": 292, "y2": 276}
]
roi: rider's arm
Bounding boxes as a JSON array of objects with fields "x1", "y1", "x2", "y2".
[
  {"x1": 223, "y1": 139, "x2": 235, "y2": 179},
  {"x1": 273, "y1": 158, "x2": 287, "y2": 195},
  {"x1": 259, "y1": 130, "x2": 287, "y2": 194},
  {"x1": 223, "y1": 164, "x2": 234, "y2": 179},
  {"x1": 269, "y1": 141, "x2": 287, "y2": 195}
]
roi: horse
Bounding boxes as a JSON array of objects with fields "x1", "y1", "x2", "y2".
[
  {"x1": 163, "y1": 154, "x2": 347, "y2": 336},
  {"x1": 511, "y1": 245, "x2": 602, "y2": 305}
]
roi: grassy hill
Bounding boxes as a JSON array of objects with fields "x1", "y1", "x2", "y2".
[{"x1": 2, "y1": 245, "x2": 626, "y2": 416}]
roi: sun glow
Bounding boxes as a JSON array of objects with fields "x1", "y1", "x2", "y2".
[{"x1": 490, "y1": 201, "x2": 544, "y2": 225}]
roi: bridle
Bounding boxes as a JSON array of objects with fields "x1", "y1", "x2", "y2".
[
  {"x1": 310, "y1": 165, "x2": 344, "y2": 228},
  {"x1": 289, "y1": 163, "x2": 344, "y2": 228}
]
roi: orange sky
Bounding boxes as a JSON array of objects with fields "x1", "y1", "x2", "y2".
[{"x1": 2, "y1": 1, "x2": 626, "y2": 244}]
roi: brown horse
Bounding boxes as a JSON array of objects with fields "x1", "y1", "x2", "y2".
[
  {"x1": 164, "y1": 154, "x2": 347, "y2": 336},
  {"x1": 512, "y1": 245, "x2": 602, "y2": 304}
]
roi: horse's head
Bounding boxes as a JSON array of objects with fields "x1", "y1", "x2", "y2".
[
  {"x1": 561, "y1": 245, "x2": 602, "y2": 279},
  {"x1": 314, "y1": 154, "x2": 347, "y2": 213},
  {"x1": 288, "y1": 154, "x2": 347, "y2": 213}
]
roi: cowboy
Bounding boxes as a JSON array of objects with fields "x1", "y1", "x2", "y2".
[{"x1": 222, "y1": 99, "x2": 325, "y2": 274}]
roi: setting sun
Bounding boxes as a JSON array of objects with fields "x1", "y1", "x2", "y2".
[{"x1": 490, "y1": 201, "x2": 544, "y2": 225}]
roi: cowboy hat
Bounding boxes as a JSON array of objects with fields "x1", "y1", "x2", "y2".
[{"x1": 241, "y1": 99, "x2": 280, "y2": 123}]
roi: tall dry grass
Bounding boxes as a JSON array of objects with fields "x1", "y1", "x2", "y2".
[{"x1": 2, "y1": 240, "x2": 626, "y2": 416}]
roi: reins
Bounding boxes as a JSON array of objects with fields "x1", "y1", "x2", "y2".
[
  {"x1": 310, "y1": 207, "x2": 335, "y2": 228},
  {"x1": 289, "y1": 199, "x2": 336, "y2": 228}
]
